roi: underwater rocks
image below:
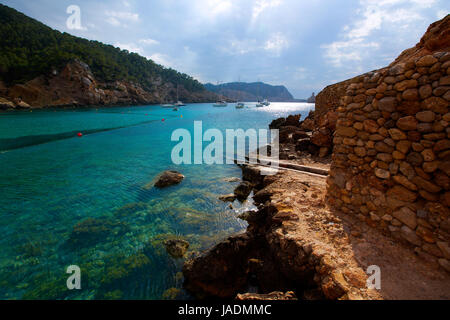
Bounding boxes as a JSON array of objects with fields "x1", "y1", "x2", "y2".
[
  {"x1": 164, "y1": 239, "x2": 190, "y2": 258},
  {"x1": 222, "y1": 177, "x2": 241, "y2": 183},
  {"x1": 219, "y1": 194, "x2": 236, "y2": 202},
  {"x1": 154, "y1": 171, "x2": 185, "y2": 188},
  {"x1": 68, "y1": 217, "x2": 129, "y2": 247},
  {"x1": 114, "y1": 202, "x2": 149, "y2": 217}
]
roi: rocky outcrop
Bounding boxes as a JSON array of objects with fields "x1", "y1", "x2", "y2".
[
  {"x1": 0, "y1": 59, "x2": 220, "y2": 109},
  {"x1": 327, "y1": 15, "x2": 450, "y2": 271},
  {"x1": 164, "y1": 239, "x2": 190, "y2": 259},
  {"x1": 307, "y1": 92, "x2": 316, "y2": 104},
  {"x1": 154, "y1": 171, "x2": 185, "y2": 188},
  {"x1": 183, "y1": 165, "x2": 382, "y2": 300}
]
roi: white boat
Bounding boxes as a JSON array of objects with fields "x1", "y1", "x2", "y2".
[
  {"x1": 174, "y1": 86, "x2": 186, "y2": 106},
  {"x1": 162, "y1": 103, "x2": 175, "y2": 108},
  {"x1": 213, "y1": 101, "x2": 228, "y2": 107},
  {"x1": 235, "y1": 79, "x2": 245, "y2": 109},
  {"x1": 262, "y1": 99, "x2": 270, "y2": 106}
]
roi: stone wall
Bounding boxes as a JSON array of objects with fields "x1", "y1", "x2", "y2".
[{"x1": 326, "y1": 51, "x2": 450, "y2": 271}]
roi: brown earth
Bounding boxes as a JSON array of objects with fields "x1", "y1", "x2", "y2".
[{"x1": 0, "y1": 59, "x2": 222, "y2": 110}]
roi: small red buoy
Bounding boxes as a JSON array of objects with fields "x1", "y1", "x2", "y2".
[
  {"x1": 77, "y1": 133, "x2": 83, "y2": 137},
  {"x1": 162, "y1": 118, "x2": 165, "y2": 122}
]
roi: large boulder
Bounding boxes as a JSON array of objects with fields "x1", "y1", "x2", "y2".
[
  {"x1": 154, "y1": 170, "x2": 184, "y2": 188},
  {"x1": 234, "y1": 181, "x2": 253, "y2": 202}
]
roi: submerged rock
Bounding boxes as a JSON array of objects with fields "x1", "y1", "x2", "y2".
[
  {"x1": 68, "y1": 217, "x2": 128, "y2": 246},
  {"x1": 219, "y1": 194, "x2": 236, "y2": 202},
  {"x1": 114, "y1": 202, "x2": 149, "y2": 217},
  {"x1": 164, "y1": 239, "x2": 190, "y2": 258},
  {"x1": 222, "y1": 177, "x2": 241, "y2": 183},
  {"x1": 154, "y1": 170, "x2": 184, "y2": 188},
  {"x1": 162, "y1": 287, "x2": 183, "y2": 300}
]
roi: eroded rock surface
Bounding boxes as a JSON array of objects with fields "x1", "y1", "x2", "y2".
[{"x1": 154, "y1": 171, "x2": 184, "y2": 188}]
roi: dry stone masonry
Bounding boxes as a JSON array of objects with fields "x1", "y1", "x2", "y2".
[{"x1": 327, "y1": 51, "x2": 450, "y2": 272}]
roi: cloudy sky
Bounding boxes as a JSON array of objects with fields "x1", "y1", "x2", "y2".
[{"x1": 2, "y1": 0, "x2": 449, "y2": 98}]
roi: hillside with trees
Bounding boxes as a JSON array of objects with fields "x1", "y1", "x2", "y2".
[{"x1": 0, "y1": 4, "x2": 221, "y2": 109}]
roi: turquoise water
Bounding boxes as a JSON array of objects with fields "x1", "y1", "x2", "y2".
[{"x1": 0, "y1": 102, "x2": 314, "y2": 300}]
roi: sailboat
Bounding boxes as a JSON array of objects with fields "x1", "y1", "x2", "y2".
[
  {"x1": 255, "y1": 81, "x2": 264, "y2": 107},
  {"x1": 213, "y1": 101, "x2": 228, "y2": 107},
  {"x1": 175, "y1": 85, "x2": 186, "y2": 106},
  {"x1": 235, "y1": 79, "x2": 245, "y2": 109}
]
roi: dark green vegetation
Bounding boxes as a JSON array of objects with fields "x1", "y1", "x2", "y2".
[
  {"x1": 204, "y1": 82, "x2": 297, "y2": 102},
  {"x1": 0, "y1": 4, "x2": 204, "y2": 92}
]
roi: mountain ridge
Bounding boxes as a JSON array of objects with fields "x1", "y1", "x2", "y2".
[{"x1": 204, "y1": 82, "x2": 305, "y2": 102}]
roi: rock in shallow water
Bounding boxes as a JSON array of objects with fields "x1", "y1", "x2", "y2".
[
  {"x1": 164, "y1": 239, "x2": 190, "y2": 258},
  {"x1": 219, "y1": 194, "x2": 236, "y2": 202},
  {"x1": 153, "y1": 170, "x2": 184, "y2": 188}
]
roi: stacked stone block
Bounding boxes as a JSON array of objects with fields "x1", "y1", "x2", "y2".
[{"x1": 327, "y1": 51, "x2": 450, "y2": 272}]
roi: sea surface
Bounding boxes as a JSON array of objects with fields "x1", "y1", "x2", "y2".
[{"x1": 0, "y1": 102, "x2": 314, "y2": 300}]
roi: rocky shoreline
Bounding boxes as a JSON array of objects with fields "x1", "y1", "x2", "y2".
[
  {"x1": 0, "y1": 59, "x2": 223, "y2": 110},
  {"x1": 182, "y1": 15, "x2": 450, "y2": 300}
]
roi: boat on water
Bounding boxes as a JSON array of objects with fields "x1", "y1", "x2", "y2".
[
  {"x1": 162, "y1": 104, "x2": 175, "y2": 108},
  {"x1": 235, "y1": 79, "x2": 245, "y2": 109},
  {"x1": 213, "y1": 101, "x2": 228, "y2": 107},
  {"x1": 256, "y1": 101, "x2": 264, "y2": 108},
  {"x1": 175, "y1": 101, "x2": 186, "y2": 107},
  {"x1": 262, "y1": 99, "x2": 270, "y2": 106}
]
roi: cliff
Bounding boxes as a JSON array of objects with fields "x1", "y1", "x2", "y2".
[
  {"x1": 0, "y1": 59, "x2": 219, "y2": 109},
  {"x1": 0, "y1": 4, "x2": 220, "y2": 109},
  {"x1": 204, "y1": 82, "x2": 295, "y2": 102}
]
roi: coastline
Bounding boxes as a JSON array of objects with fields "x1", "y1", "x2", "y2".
[
  {"x1": 182, "y1": 15, "x2": 450, "y2": 300},
  {"x1": 182, "y1": 120, "x2": 450, "y2": 300}
]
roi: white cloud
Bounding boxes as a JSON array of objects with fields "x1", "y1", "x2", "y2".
[
  {"x1": 252, "y1": 0, "x2": 282, "y2": 22},
  {"x1": 322, "y1": 39, "x2": 379, "y2": 67},
  {"x1": 321, "y1": 0, "x2": 435, "y2": 68},
  {"x1": 105, "y1": 10, "x2": 139, "y2": 27},
  {"x1": 264, "y1": 33, "x2": 289, "y2": 56},
  {"x1": 149, "y1": 53, "x2": 173, "y2": 68},
  {"x1": 139, "y1": 38, "x2": 160, "y2": 46},
  {"x1": 114, "y1": 42, "x2": 144, "y2": 55},
  {"x1": 225, "y1": 32, "x2": 289, "y2": 56}
]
